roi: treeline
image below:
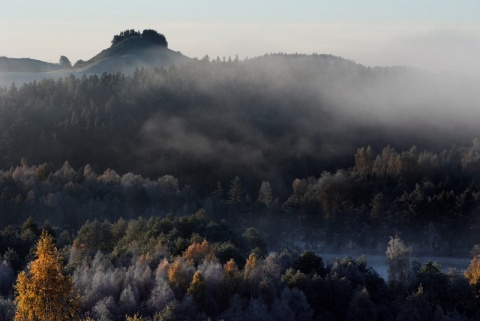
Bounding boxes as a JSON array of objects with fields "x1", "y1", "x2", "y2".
[
  {"x1": 2, "y1": 139, "x2": 480, "y2": 255},
  {"x1": 280, "y1": 141, "x2": 480, "y2": 256},
  {"x1": 0, "y1": 161, "x2": 196, "y2": 228},
  {"x1": 2, "y1": 214, "x2": 480, "y2": 320}
]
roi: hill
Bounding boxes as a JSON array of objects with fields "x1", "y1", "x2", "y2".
[
  {"x1": 0, "y1": 30, "x2": 190, "y2": 86},
  {"x1": 0, "y1": 56, "x2": 61, "y2": 72},
  {"x1": 74, "y1": 34, "x2": 190, "y2": 74}
]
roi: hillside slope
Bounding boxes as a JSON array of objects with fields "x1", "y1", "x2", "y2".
[{"x1": 74, "y1": 36, "x2": 190, "y2": 74}]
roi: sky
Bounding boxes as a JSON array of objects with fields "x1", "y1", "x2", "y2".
[{"x1": 1, "y1": 0, "x2": 479, "y2": 74}]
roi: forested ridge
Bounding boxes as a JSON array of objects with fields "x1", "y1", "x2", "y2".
[{"x1": 1, "y1": 53, "x2": 480, "y2": 320}]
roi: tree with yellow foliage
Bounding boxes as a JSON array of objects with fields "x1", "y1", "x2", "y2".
[
  {"x1": 182, "y1": 240, "x2": 216, "y2": 266},
  {"x1": 243, "y1": 253, "x2": 260, "y2": 298},
  {"x1": 220, "y1": 258, "x2": 241, "y2": 309},
  {"x1": 465, "y1": 257, "x2": 480, "y2": 286},
  {"x1": 464, "y1": 245, "x2": 480, "y2": 299},
  {"x1": 223, "y1": 258, "x2": 241, "y2": 289},
  {"x1": 125, "y1": 313, "x2": 143, "y2": 321},
  {"x1": 14, "y1": 231, "x2": 79, "y2": 321},
  {"x1": 187, "y1": 271, "x2": 207, "y2": 310},
  {"x1": 168, "y1": 258, "x2": 194, "y2": 298}
]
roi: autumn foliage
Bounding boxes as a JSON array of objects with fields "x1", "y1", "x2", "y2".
[
  {"x1": 182, "y1": 240, "x2": 215, "y2": 266},
  {"x1": 14, "y1": 231, "x2": 79, "y2": 321},
  {"x1": 465, "y1": 257, "x2": 480, "y2": 286}
]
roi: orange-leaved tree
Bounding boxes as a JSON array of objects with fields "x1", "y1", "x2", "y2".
[
  {"x1": 465, "y1": 257, "x2": 480, "y2": 285},
  {"x1": 14, "y1": 230, "x2": 79, "y2": 321},
  {"x1": 183, "y1": 240, "x2": 216, "y2": 266}
]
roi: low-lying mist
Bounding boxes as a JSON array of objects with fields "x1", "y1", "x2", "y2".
[{"x1": 0, "y1": 54, "x2": 479, "y2": 197}]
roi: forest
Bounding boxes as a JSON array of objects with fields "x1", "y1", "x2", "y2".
[{"x1": 1, "y1": 54, "x2": 480, "y2": 320}]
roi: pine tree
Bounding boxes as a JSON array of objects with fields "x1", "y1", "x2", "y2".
[
  {"x1": 14, "y1": 231, "x2": 79, "y2": 321},
  {"x1": 211, "y1": 181, "x2": 223, "y2": 202},
  {"x1": 257, "y1": 181, "x2": 273, "y2": 206},
  {"x1": 228, "y1": 176, "x2": 245, "y2": 203}
]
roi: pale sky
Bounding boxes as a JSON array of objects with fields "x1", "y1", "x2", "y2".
[{"x1": 1, "y1": 1, "x2": 479, "y2": 74}]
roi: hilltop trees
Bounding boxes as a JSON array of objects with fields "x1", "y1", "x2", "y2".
[
  {"x1": 58, "y1": 55, "x2": 71, "y2": 68},
  {"x1": 141, "y1": 29, "x2": 168, "y2": 47},
  {"x1": 111, "y1": 29, "x2": 141, "y2": 45},
  {"x1": 111, "y1": 29, "x2": 167, "y2": 46},
  {"x1": 14, "y1": 231, "x2": 79, "y2": 321}
]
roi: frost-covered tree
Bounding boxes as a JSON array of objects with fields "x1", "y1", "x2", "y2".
[
  {"x1": 119, "y1": 285, "x2": 138, "y2": 316},
  {"x1": 386, "y1": 235, "x2": 412, "y2": 287},
  {"x1": 147, "y1": 278, "x2": 174, "y2": 313},
  {"x1": 92, "y1": 295, "x2": 116, "y2": 321}
]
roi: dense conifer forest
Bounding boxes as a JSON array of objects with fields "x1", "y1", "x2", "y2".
[{"x1": 1, "y1": 53, "x2": 480, "y2": 320}]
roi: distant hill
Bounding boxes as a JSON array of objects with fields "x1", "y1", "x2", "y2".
[
  {"x1": 74, "y1": 35, "x2": 190, "y2": 74},
  {"x1": 0, "y1": 57, "x2": 61, "y2": 72},
  {"x1": 0, "y1": 30, "x2": 190, "y2": 86}
]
